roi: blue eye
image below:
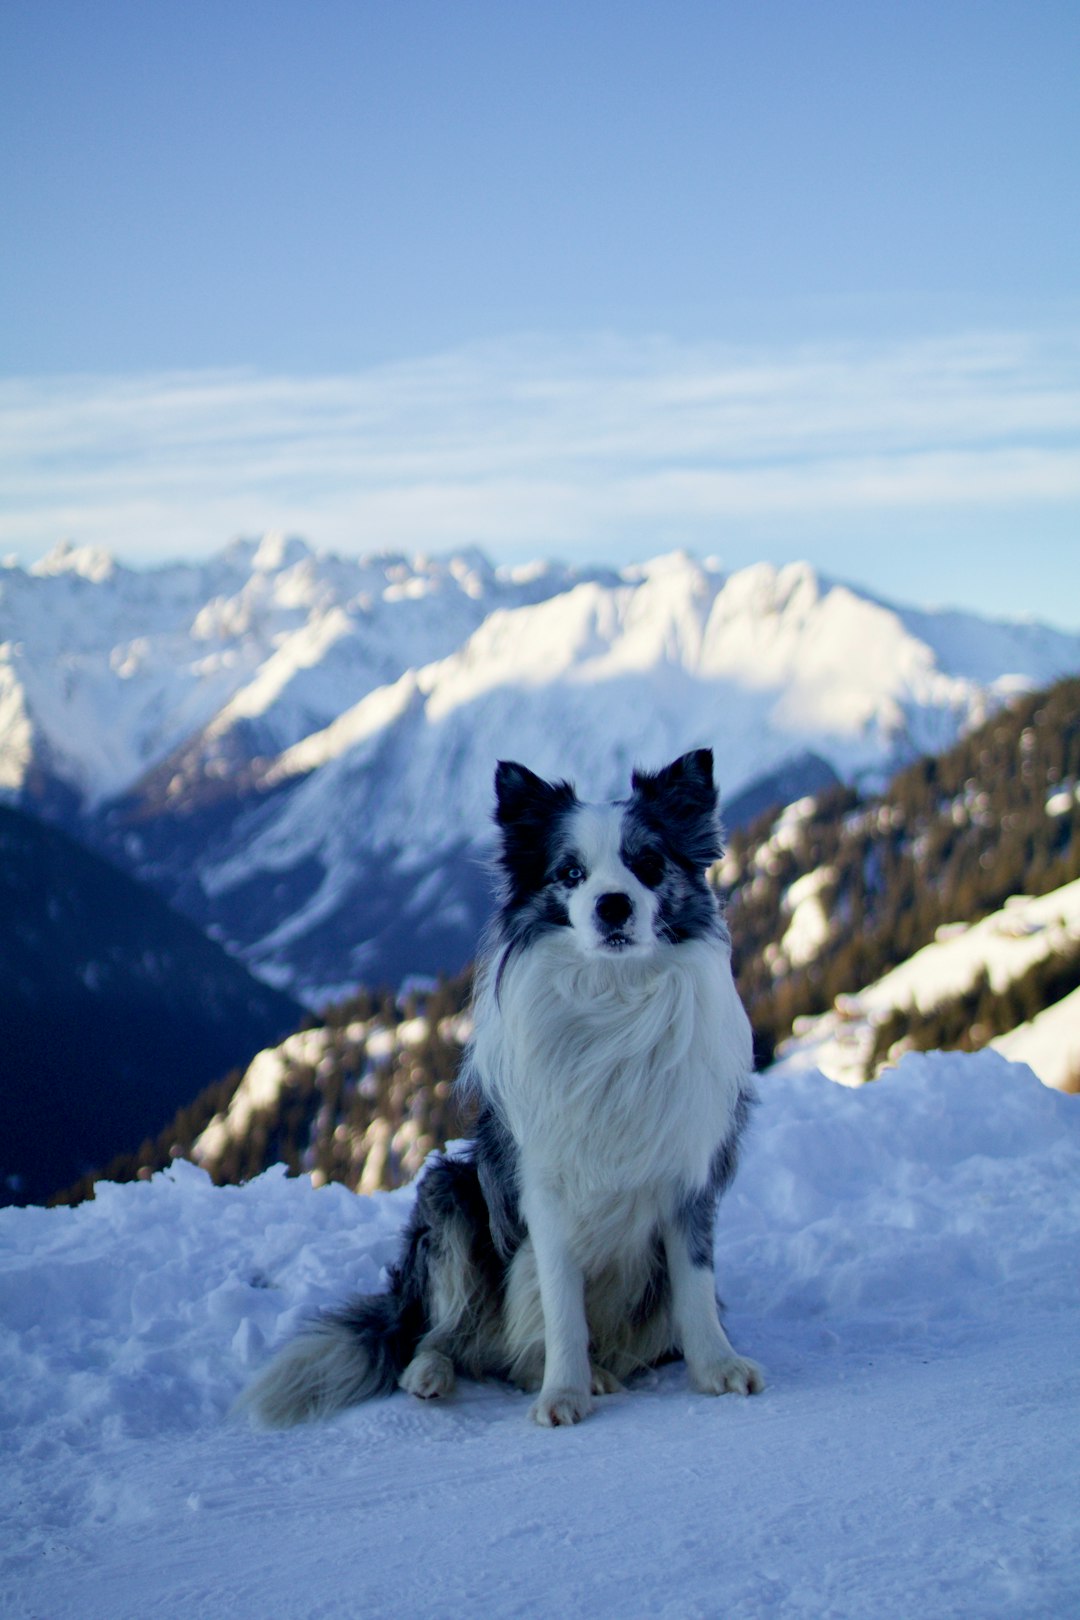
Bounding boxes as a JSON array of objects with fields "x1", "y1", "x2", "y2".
[{"x1": 558, "y1": 862, "x2": 586, "y2": 887}]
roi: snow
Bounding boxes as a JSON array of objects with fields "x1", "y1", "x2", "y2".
[
  {"x1": 993, "y1": 984, "x2": 1080, "y2": 1090},
  {"x1": 776, "y1": 865, "x2": 835, "y2": 970},
  {"x1": 752, "y1": 796, "x2": 818, "y2": 871},
  {"x1": 3, "y1": 1050, "x2": 1078, "y2": 1618},
  {"x1": 774, "y1": 877, "x2": 1080, "y2": 1087},
  {"x1": 30, "y1": 539, "x2": 117, "y2": 584}
]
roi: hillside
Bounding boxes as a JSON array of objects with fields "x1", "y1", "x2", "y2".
[
  {"x1": 3, "y1": 1051, "x2": 1077, "y2": 1618},
  {"x1": 0, "y1": 806, "x2": 303, "y2": 1205},
  {"x1": 772, "y1": 879, "x2": 1080, "y2": 1087},
  {"x1": 5, "y1": 539, "x2": 1079, "y2": 997},
  {"x1": 724, "y1": 675, "x2": 1080, "y2": 1067}
]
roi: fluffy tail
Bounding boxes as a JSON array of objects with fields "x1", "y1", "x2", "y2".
[
  {"x1": 238, "y1": 1149, "x2": 502, "y2": 1428},
  {"x1": 238, "y1": 1292, "x2": 410, "y2": 1429}
]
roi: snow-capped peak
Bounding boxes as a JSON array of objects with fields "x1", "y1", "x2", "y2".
[
  {"x1": 30, "y1": 539, "x2": 117, "y2": 583},
  {"x1": 250, "y1": 532, "x2": 312, "y2": 573}
]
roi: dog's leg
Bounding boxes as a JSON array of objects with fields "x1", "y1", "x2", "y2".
[
  {"x1": 522, "y1": 1178, "x2": 593, "y2": 1427},
  {"x1": 396, "y1": 1158, "x2": 504, "y2": 1402},
  {"x1": 663, "y1": 1216, "x2": 764, "y2": 1397}
]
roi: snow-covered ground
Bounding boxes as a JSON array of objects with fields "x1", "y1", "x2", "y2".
[{"x1": 2, "y1": 1051, "x2": 1078, "y2": 1619}]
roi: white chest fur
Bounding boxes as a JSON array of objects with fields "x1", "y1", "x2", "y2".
[{"x1": 469, "y1": 934, "x2": 753, "y2": 1204}]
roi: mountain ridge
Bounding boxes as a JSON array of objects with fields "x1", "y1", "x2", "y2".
[{"x1": 4, "y1": 538, "x2": 1080, "y2": 997}]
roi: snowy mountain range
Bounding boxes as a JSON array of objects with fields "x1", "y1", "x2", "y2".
[{"x1": 4, "y1": 534, "x2": 1080, "y2": 1001}]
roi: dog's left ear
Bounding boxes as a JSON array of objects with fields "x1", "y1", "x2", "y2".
[
  {"x1": 632, "y1": 749, "x2": 716, "y2": 811},
  {"x1": 631, "y1": 749, "x2": 721, "y2": 867}
]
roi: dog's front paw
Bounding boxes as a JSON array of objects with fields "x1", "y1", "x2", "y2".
[
  {"x1": 590, "y1": 1364, "x2": 625, "y2": 1396},
  {"x1": 689, "y1": 1355, "x2": 765, "y2": 1397},
  {"x1": 531, "y1": 1386, "x2": 595, "y2": 1427},
  {"x1": 399, "y1": 1349, "x2": 456, "y2": 1400}
]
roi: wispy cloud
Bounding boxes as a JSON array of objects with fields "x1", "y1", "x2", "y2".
[{"x1": 2, "y1": 330, "x2": 1078, "y2": 566}]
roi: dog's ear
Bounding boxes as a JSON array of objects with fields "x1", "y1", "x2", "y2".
[
  {"x1": 493, "y1": 762, "x2": 577, "y2": 898},
  {"x1": 494, "y1": 761, "x2": 576, "y2": 827},
  {"x1": 632, "y1": 749, "x2": 716, "y2": 809},
  {"x1": 631, "y1": 749, "x2": 721, "y2": 867}
]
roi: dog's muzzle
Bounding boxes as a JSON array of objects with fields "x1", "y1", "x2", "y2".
[{"x1": 595, "y1": 891, "x2": 635, "y2": 947}]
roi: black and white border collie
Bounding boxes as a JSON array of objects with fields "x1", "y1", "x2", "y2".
[{"x1": 242, "y1": 749, "x2": 763, "y2": 1428}]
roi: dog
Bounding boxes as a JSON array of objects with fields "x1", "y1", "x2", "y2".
[{"x1": 241, "y1": 748, "x2": 763, "y2": 1428}]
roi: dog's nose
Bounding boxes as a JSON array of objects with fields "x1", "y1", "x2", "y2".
[{"x1": 595, "y1": 892, "x2": 633, "y2": 928}]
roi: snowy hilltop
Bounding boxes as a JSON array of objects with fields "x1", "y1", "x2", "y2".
[
  {"x1": 4, "y1": 537, "x2": 1080, "y2": 998},
  {"x1": 2, "y1": 1050, "x2": 1077, "y2": 1618}
]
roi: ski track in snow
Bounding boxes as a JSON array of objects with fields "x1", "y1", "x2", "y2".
[{"x1": 2, "y1": 1051, "x2": 1078, "y2": 1619}]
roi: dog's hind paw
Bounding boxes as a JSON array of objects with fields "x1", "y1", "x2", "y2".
[
  {"x1": 590, "y1": 1364, "x2": 625, "y2": 1396},
  {"x1": 689, "y1": 1355, "x2": 765, "y2": 1397},
  {"x1": 531, "y1": 1386, "x2": 594, "y2": 1427},
  {"x1": 399, "y1": 1349, "x2": 456, "y2": 1400}
]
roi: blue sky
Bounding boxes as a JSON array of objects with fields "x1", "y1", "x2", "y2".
[{"x1": 2, "y1": 1, "x2": 1078, "y2": 624}]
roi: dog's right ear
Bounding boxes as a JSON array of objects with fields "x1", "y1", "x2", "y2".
[
  {"x1": 494, "y1": 761, "x2": 576, "y2": 827},
  {"x1": 493, "y1": 762, "x2": 577, "y2": 902}
]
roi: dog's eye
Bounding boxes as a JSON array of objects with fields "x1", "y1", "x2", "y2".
[
  {"x1": 557, "y1": 862, "x2": 586, "y2": 887},
  {"x1": 631, "y1": 850, "x2": 665, "y2": 889}
]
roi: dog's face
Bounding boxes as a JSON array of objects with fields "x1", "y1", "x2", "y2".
[{"x1": 493, "y1": 749, "x2": 724, "y2": 958}]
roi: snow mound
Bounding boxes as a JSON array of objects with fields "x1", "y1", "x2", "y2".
[{"x1": 2, "y1": 1051, "x2": 1078, "y2": 1618}]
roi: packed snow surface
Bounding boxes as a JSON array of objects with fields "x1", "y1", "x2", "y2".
[{"x1": 2, "y1": 1051, "x2": 1078, "y2": 1619}]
